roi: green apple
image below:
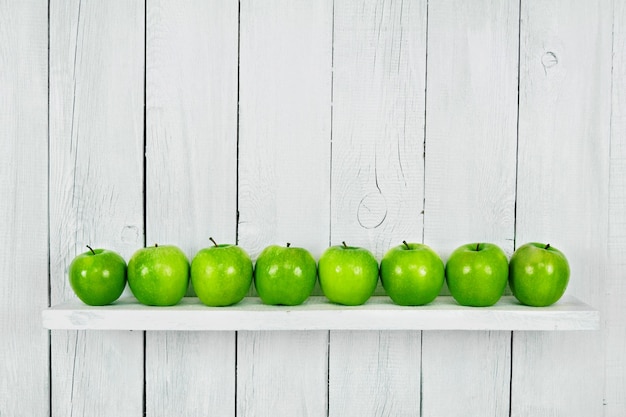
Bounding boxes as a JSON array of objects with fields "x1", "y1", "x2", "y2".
[
  {"x1": 254, "y1": 243, "x2": 317, "y2": 306},
  {"x1": 191, "y1": 237, "x2": 253, "y2": 307},
  {"x1": 128, "y1": 244, "x2": 189, "y2": 306},
  {"x1": 68, "y1": 245, "x2": 127, "y2": 306},
  {"x1": 318, "y1": 242, "x2": 379, "y2": 306},
  {"x1": 445, "y1": 243, "x2": 509, "y2": 307},
  {"x1": 509, "y1": 242, "x2": 570, "y2": 307},
  {"x1": 381, "y1": 241, "x2": 444, "y2": 306}
]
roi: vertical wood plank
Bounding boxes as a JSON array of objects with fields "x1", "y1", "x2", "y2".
[
  {"x1": 512, "y1": 1, "x2": 612, "y2": 416},
  {"x1": 146, "y1": 0, "x2": 238, "y2": 261},
  {"x1": 0, "y1": 1, "x2": 49, "y2": 416},
  {"x1": 422, "y1": 0, "x2": 519, "y2": 416},
  {"x1": 329, "y1": 1, "x2": 426, "y2": 416},
  {"x1": 238, "y1": 0, "x2": 332, "y2": 260},
  {"x1": 147, "y1": 331, "x2": 235, "y2": 416},
  {"x1": 421, "y1": 331, "x2": 511, "y2": 415},
  {"x1": 607, "y1": 2, "x2": 626, "y2": 415},
  {"x1": 423, "y1": 0, "x2": 518, "y2": 258},
  {"x1": 237, "y1": 1, "x2": 332, "y2": 416},
  {"x1": 329, "y1": 331, "x2": 421, "y2": 417},
  {"x1": 145, "y1": 0, "x2": 239, "y2": 415},
  {"x1": 49, "y1": 1, "x2": 145, "y2": 416},
  {"x1": 237, "y1": 331, "x2": 328, "y2": 417},
  {"x1": 331, "y1": 0, "x2": 427, "y2": 258}
]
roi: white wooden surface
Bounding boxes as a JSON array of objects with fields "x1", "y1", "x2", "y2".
[
  {"x1": 608, "y1": 2, "x2": 626, "y2": 415},
  {"x1": 43, "y1": 296, "x2": 599, "y2": 331},
  {"x1": 513, "y1": 1, "x2": 612, "y2": 416},
  {"x1": 145, "y1": 0, "x2": 239, "y2": 415},
  {"x1": 238, "y1": 0, "x2": 332, "y2": 260},
  {"x1": 237, "y1": 331, "x2": 328, "y2": 417},
  {"x1": 48, "y1": 1, "x2": 145, "y2": 417},
  {"x1": 422, "y1": 0, "x2": 519, "y2": 416},
  {"x1": 0, "y1": 1, "x2": 48, "y2": 417},
  {"x1": 329, "y1": 331, "x2": 421, "y2": 417},
  {"x1": 330, "y1": 1, "x2": 427, "y2": 414},
  {"x1": 3, "y1": 1, "x2": 626, "y2": 416},
  {"x1": 422, "y1": 330, "x2": 511, "y2": 415},
  {"x1": 331, "y1": 0, "x2": 426, "y2": 258},
  {"x1": 237, "y1": 1, "x2": 332, "y2": 416},
  {"x1": 146, "y1": 331, "x2": 235, "y2": 417}
]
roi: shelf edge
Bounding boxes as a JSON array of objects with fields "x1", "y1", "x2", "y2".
[{"x1": 42, "y1": 295, "x2": 599, "y2": 331}]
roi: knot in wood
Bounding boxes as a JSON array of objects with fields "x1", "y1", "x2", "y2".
[
  {"x1": 357, "y1": 191, "x2": 387, "y2": 229},
  {"x1": 541, "y1": 51, "x2": 558, "y2": 72}
]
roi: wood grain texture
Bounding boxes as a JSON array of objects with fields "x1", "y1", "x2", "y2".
[
  {"x1": 329, "y1": 331, "x2": 421, "y2": 417},
  {"x1": 237, "y1": 331, "x2": 328, "y2": 417},
  {"x1": 423, "y1": 0, "x2": 518, "y2": 259},
  {"x1": 329, "y1": 2, "x2": 426, "y2": 415},
  {"x1": 512, "y1": 1, "x2": 612, "y2": 416},
  {"x1": 238, "y1": 0, "x2": 332, "y2": 261},
  {"x1": 52, "y1": 330, "x2": 143, "y2": 417},
  {"x1": 145, "y1": 0, "x2": 239, "y2": 415},
  {"x1": 48, "y1": 1, "x2": 145, "y2": 416},
  {"x1": 146, "y1": 331, "x2": 235, "y2": 417},
  {"x1": 237, "y1": 2, "x2": 331, "y2": 416},
  {"x1": 332, "y1": 0, "x2": 427, "y2": 259},
  {"x1": 422, "y1": 331, "x2": 512, "y2": 416},
  {"x1": 607, "y1": 2, "x2": 626, "y2": 415},
  {"x1": 422, "y1": 0, "x2": 519, "y2": 416},
  {"x1": 0, "y1": 1, "x2": 49, "y2": 416},
  {"x1": 146, "y1": 0, "x2": 238, "y2": 263}
]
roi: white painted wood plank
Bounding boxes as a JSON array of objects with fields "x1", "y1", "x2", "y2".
[
  {"x1": 48, "y1": 1, "x2": 146, "y2": 416},
  {"x1": 145, "y1": 1, "x2": 239, "y2": 416},
  {"x1": 238, "y1": 0, "x2": 332, "y2": 260},
  {"x1": 52, "y1": 330, "x2": 143, "y2": 417},
  {"x1": 237, "y1": 331, "x2": 328, "y2": 417},
  {"x1": 331, "y1": 0, "x2": 427, "y2": 259},
  {"x1": 146, "y1": 0, "x2": 238, "y2": 270},
  {"x1": 512, "y1": 1, "x2": 612, "y2": 416},
  {"x1": 423, "y1": 0, "x2": 518, "y2": 259},
  {"x1": 237, "y1": 2, "x2": 331, "y2": 416},
  {"x1": 0, "y1": 1, "x2": 49, "y2": 416},
  {"x1": 422, "y1": 0, "x2": 519, "y2": 416},
  {"x1": 329, "y1": 1, "x2": 426, "y2": 415},
  {"x1": 329, "y1": 331, "x2": 420, "y2": 417},
  {"x1": 146, "y1": 331, "x2": 235, "y2": 417},
  {"x1": 422, "y1": 331, "x2": 511, "y2": 415},
  {"x1": 43, "y1": 296, "x2": 599, "y2": 331},
  {"x1": 607, "y1": 2, "x2": 626, "y2": 415},
  {"x1": 512, "y1": 332, "x2": 603, "y2": 417}
]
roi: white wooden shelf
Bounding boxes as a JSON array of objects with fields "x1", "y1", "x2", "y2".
[{"x1": 42, "y1": 295, "x2": 599, "y2": 331}]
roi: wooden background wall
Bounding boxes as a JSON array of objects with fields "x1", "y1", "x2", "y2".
[{"x1": 1, "y1": 0, "x2": 625, "y2": 416}]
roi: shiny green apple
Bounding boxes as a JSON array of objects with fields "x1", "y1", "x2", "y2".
[
  {"x1": 128, "y1": 244, "x2": 189, "y2": 306},
  {"x1": 445, "y1": 242, "x2": 509, "y2": 307},
  {"x1": 191, "y1": 238, "x2": 253, "y2": 307},
  {"x1": 318, "y1": 242, "x2": 379, "y2": 306},
  {"x1": 381, "y1": 241, "x2": 444, "y2": 306},
  {"x1": 254, "y1": 243, "x2": 317, "y2": 306},
  {"x1": 509, "y1": 242, "x2": 570, "y2": 307},
  {"x1": 68, "y1": 245, "x2": 127, "y2": 306}
]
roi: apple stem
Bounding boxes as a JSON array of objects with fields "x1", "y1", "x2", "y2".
[
  {"x1": 209, "y1": 237, "x2": 218, "y2": 247},
  {"x1": 545, "y1": 243, "x2": 551, "y2": 249},
  {"x1": 86, "y1": 245, "x2": 95, "y2": 255},
  {"x1": 476, "y1": 243, "x2": 480, "y2": 251},
  {"x1": 342, "y1": 241, "x2": 348, "y2": 249},
  {"x1": 403, "y1": 240, "x2": 411, "y2": 250},
  {"x1": 287, "y1": 242, "x2": 291, "y2": 248}
]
